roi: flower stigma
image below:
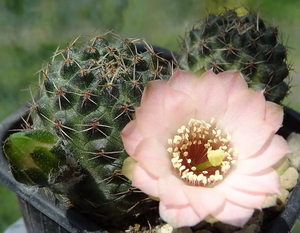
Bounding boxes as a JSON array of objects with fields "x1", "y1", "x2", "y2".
[
  {"x1": 168, "y1": 118, "x2": 237, "y2": 187},
  {"x1": 207, "y1": 149, "x2": 227, "y2": 166}
]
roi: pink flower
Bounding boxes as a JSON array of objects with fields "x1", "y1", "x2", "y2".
[{"x1": 121, "y1": 69, "x2": 290, "y2": 228}]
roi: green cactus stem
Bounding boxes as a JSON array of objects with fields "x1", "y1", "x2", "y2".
[
  {"x1": 3, "y1": 31, "x2": 171, "y2": 229},
  {"x1": 178, "y1": 9, "x2": 291, "y2": 103}
]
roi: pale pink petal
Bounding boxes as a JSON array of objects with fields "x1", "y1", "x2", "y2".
[
  {"x1": 168, "y1": 69, "x2": 198, "y2": 93},
  {"x1": 182, "y1": 186, "x2": 225, "y2": 219},
  {"x1": 158, "y1": 175, "x2": 189, "y2": 206},
  {"x1": 162, "y1": 84, "x2": 196, "y2": 134},
  {"x1": 134, "y1": 138, "x2": 172, "y2": 178},
  {"x1": 215, "y1": 182, "x2": 266, "y2": 209},
  {"x1": 212, "y1": 200, "x2": 254, "y2": 227},
  {"x1": 231, "y1": 122, "x2": 274, "y2": 160},
  {"x1": 132, "y1": 163, "x2": 159, "y2": 198},
  {"x1": 121, "y1": 120, "x2": 143, "y2": 156},
  {"x1": 235, "y1": 135, "x2": 290, "y2": 174},
  {"x1": 224, "y1": 168, "x2": 280, "y2": 194},
  {"x1": 136, "y1": 102, "x2": 171, "y2": 144},
  {"x1": 264, "y1": 101, "x2": 284, "y2": 131},
  {"x1": 141, "y1": 79, "x2": 167, "y2": 105},
  {"x1": 221, "y1": 89, "x2": 266, "y2": 133},
  {"x1": 159, "y1": 202, "x2": 201, "y2": 228},
  {"x1": 217, "y1": 70, "x2": 248, "y2": 95},
  {"x1": 191, "y1": 70, "x2": 228, "y2": 122}
]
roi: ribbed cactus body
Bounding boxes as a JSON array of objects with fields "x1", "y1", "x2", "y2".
[
  {"x1": 178, "y1": 10, "x2": 290, "y2": 103},
  {"x1": 4, "y1": 32, "x2": 170, "y2": 228}
]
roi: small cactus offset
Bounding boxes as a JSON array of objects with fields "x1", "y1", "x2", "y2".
[
  {"x1": 178, "y1": 9, "x2": 291, "y2": 103},
  {"x1": 3, "y1": 31, "x2": 171, "y2": 229}
]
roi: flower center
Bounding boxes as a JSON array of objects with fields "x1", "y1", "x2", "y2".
[{"x1": 168, "y1": 118, "x2": 236, "y2": 187}]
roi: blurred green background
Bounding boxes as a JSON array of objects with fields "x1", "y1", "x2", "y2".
[{"x1": 0, "y1": 0, "x2": 300, "y2": 232}]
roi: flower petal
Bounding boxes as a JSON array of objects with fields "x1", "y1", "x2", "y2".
[
  {"x1": 162, "y1": 84, "x2": 195, "y2": 134},
  {"x1": 132, "y1": 163, "x2": 159, "y2": 198},
  {"x1": 232, "y1": 121, "x2": 274, "y2": 160},
  {"x1": 141, "y1": 79, "x2": 167, "y2": 105},
  {"x1": 158, "y1": 175, "x2": 189, "y2": 206},
  {"x1": 235, "y1": 135, "x2": 290, "y2": 174},
  {"x1": 191, "y1": 70, "x2": 228, "y2": 122},
  {"x1": 212, "y1": 200, "x2": 254, "y2": 227},
  {"x1": 217, "y1": 70, "x2": 248, "y2": 95},
  {"x1": 221, "y1": 89, "x2": 266, "y2": 133},
  {"x1": 134, "y1": 138, "x2": 172, "y2": 178},
  {"x1": 121, "y1": 120, "x2": 143, "y2": 156},
  {"x1": 159, "y1": 202, "x2": 201, "y2": 228},
  {"x1": 136, "y1": 102, "x2": 171, "y2": 143},
  {"x1": 183, "y1": 185, "x2": 225, "y2": 219},
  {"x1": 215, "y1": 182, "x2": 266, "y2": 209},
  {"x1": 224, "y1": 168, "x2": 280, "y2": 194},
  {"x1": 168, "y1": 69, "x2": 198, "y2": 93},
  {"x1": 264, "y1": 101, "x2": 284, "y2": 131}
]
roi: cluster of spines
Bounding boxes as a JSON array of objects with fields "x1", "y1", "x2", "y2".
[{"x1": 179, "y1": 9, "x2": 291, "y2": 103}]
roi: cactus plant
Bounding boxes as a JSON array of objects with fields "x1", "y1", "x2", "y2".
[
  {"x1": 2, "y1": 9, "x2": 293, "y2": 231},
  {"x1": 178, "y1": 9, "x2": 291, "y2": 103},
  {"x1": 3, "y1": 31, "x2": 171, "y2": 229}
]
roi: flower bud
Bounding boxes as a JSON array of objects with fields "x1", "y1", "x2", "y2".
[{"x1": 3, "y1": 130, "x2": 66, "y2": 187}]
